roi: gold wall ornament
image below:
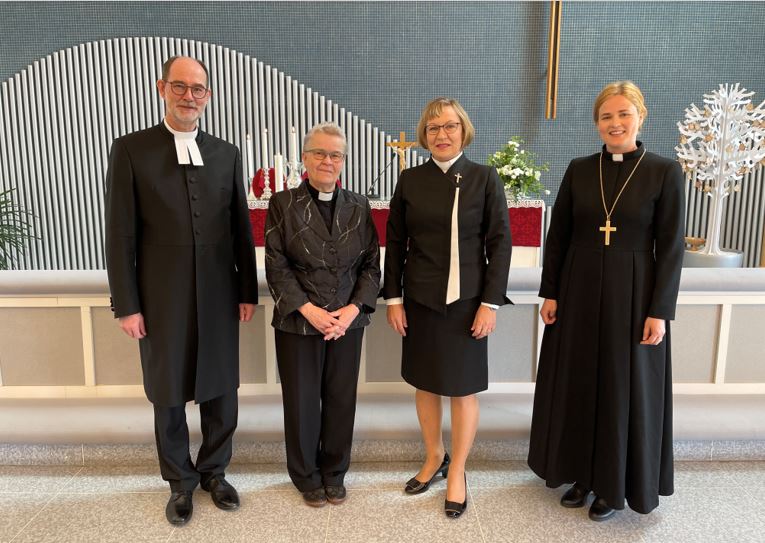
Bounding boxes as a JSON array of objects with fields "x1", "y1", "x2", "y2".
[{"x1": 545, "y1": 0, "x2": 563, "y2": 120}]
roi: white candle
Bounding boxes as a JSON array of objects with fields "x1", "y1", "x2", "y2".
[
  {"x1": 245, "y1": 134, "x2": 254, "y2": 179},
  {"x1": 289, "y1": 127, "x2": 298, "y2": 164},
  {"x1": 274, "y1": 154, "x2": 284, "y2": 192},
  {"x1": 261, "y1": 129, "x2": 269, "y2": 171}
]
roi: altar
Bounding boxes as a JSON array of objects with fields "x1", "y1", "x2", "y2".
[{"x1": 248, "y1": 199, "x2": 545, "y2": 266}]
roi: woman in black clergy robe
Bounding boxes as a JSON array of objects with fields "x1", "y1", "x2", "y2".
[
  {"x1": 528, "y1": 81, "x2": 685, "y2": 521},
  {"x1": 384, "y1": 97, "x2": 512, "y2": 518}
]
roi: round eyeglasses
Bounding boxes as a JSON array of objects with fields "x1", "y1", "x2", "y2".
[
  {"x1": 305, "y1": 149, "x2": 346, "y2": 163},
  {"x1": 425, "y1": 122, "x2": 461, "y2": 136},
  {"x1": 164, "y1": 81, "x2": 209, "y2": 100}
]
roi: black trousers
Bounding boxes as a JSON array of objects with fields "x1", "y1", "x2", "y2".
[
  {"x1": 153, "y1": 389, "x2": 238, "y2": 492},
  {"x1": 275, "y1": 327, "x2": 364, "y2": 492}
]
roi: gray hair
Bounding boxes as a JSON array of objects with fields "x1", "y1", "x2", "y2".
[{"x1": 303, "y1": 122, "x2": 347, "y2": 152}]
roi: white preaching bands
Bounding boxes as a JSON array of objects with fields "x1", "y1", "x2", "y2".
[
  {"x1": 164, "y1": 119, "x2": 204, "y2": 166},
  {"x1": 386, "y1": 153, "x2": 498, "y2": 311}
]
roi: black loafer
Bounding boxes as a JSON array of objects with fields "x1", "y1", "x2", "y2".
[
  {"x1": 560, "y1": 482, "x2": 590, "y2": 508},
  {"x1": 405, "y1": 453, "x2": 450, "y2": 494},
  {"x1": 201, "y1": 476, "x2": 240, "y2": 511},
  {"x1": 588, "y1": 496, "x2": 616, "y2": 521},
  {"x1": 165, "y1": 491, "x2": 193, "y2": 525},
  {"x1": 325, "y1": 484, "x2": 347, "y2": 505},
  {"x1": 302, "y1": 488, "x2": 327, "y2": 507}
]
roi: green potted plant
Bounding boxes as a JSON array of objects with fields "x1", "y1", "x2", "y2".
[
  {"x1": 488, "y1": 137, "x2": 549, "y2": 200},
  {"x1": 0, "y1": 189, "x2": 36, "y2": 270}
]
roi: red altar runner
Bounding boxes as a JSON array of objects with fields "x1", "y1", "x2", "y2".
[
  {"x1": 248, "y1": 203, "x2": 543, "y2": 247},
  {"x1": 246, "y1": 169, "x2": 543, "y2": 247}
]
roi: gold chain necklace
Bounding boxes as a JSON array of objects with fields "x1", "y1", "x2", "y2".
[{"x1": 598, "y1": 148, "x2": 647, "y2": 245}]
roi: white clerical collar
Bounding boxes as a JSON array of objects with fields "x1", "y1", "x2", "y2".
[
  {"x1": 612, "y1": 153, "x2": 624, "y2": 162},
  {"x1": 433, "y1": 152, "x2": 463, "y2": 173},
  {"x1": 318, "y1": 191, "x2": 334, "y2": 202},
  {"x1": 164, "y1": 119, "x2": 204, "y2": 166}
]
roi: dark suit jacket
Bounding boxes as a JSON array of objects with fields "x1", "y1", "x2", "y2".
[
  {"x1": 105, "y1": 123, "x2": 258, "y2": 406},
  {"x1": 264, "y1": 181, "x2": 381, "y2": 335},
  {"x1": 383, "y1": 155, "x2": 512, "y2": 313}
]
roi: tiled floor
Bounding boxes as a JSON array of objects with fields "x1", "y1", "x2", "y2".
[{"x1": 1, "y1": 460, "x2": 763, "y2": 542}]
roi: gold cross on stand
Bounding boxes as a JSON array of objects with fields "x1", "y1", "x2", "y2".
[
  {"x1": 387, "y1": 132, "x2": 418, "y2": 171},
  {"x1": 599, "y1": 219, "x2": 616, "y2": 246}
]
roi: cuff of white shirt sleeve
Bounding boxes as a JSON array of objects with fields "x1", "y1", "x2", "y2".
[
  {"x1": 481, "y1": 302, "x2": 499, "y2": 310},
  {"x1": 386, "y1": 297, "x2": 404, "y2": 305}
]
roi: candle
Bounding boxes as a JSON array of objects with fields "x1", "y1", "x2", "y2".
[
  {"x1": 274, "y1": 154, "x2": 284, "y2": 192},
  {"x1": 261, "y1": 129, "x2": 269, "y2": 171},
  {"x1": 289, "y1": 126, "x2": 298, "y2": 164},
  {"x1": 245, "y1": 134, "x2": 254, "y2": 179}
]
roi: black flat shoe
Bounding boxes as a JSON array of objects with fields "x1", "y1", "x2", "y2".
[
  {"x1": 405, "y1": 453, "x2": 450, "y2": 494},
  {"x1": 560, "y1": 482, "x2": 590, "y2": 508},
  {"x1": 302, "y1": 488, "x2": 328, "y2": 508},
  {"x1": 165, "y1": 491, "x2": 193, "y2": 525},
  {"x1": 202, "y1": 476, "x2": 240, "y2": 511},
  {"x1": 588, "y1": 496, "x2": 616, "y2": 521},
  {"x1": 325, "y1": 484, "x2": 347, "y2": 505},
  {"x1": 444, "y1": 473, "x2": 467, "y2": 518}
]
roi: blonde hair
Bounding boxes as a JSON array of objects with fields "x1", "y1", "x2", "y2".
[
  {"x1": 593, "y1": 80, "x2": 648, "y2": 123},
  {"x1": 303, "y1": 122, "x2": 347, "y2": 152},
  {"x1": 416, "y1": 97, "x2": 475, "y2": 149}
]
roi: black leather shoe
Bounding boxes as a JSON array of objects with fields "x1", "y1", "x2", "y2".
[
  {"x1": 325, "y1": 484, "x2": 347, "y2": 505},
  {"x1": 560, "y1": 482, "x2": 590, "y2": 508},
  {"x1": 444, "y1": 473, "x2": 468, "y2": 518},
  {"x1": 302, "y1": 488, "x2": 328, "y2": 507},
  {"x1": 588, "y1": 496, "x2": 616, "y2": 521},
  {"x1": 165, "y1": 491, "x2": 193, "y2": 526},
  {"x1": 201, "y1": 476, "x2": 240, "y2": 511},
  {"x1": 405, "y1": 453, "x2": 450, "y2": 494}
]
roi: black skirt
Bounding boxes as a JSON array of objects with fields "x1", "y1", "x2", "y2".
[{"x1": 401, "y1": 297, "x2": 488, "y2": 397}]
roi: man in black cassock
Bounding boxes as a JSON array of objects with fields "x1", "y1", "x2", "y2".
[{"x1": 105, "y1": 56, "x2": 257, "y2": 526}]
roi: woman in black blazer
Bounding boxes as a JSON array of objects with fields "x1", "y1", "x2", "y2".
[
  {"x1": 383, "y1": 97, "x2": 512, "y2": 517},
  {"x1": 265, "y1": 122, "x2": 381, "y2": 508}
]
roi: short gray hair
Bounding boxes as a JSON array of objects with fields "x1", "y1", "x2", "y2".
[{"x1": 303, "y1": 122, "x2": 347, "y2": 152}]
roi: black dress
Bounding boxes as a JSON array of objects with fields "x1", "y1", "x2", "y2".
[
  {"x1": 527, "y1": 143, "x2": 685, "y2": 514},
  {"x1": 383, "y1": 155, "x2": 512, "y2": 397}
]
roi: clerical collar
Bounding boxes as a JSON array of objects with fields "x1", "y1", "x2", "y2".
[
  {"x1": 164, "y1": 119, "x2": 204, "y2": 166},
  {"x1": 305, "y1": 179, "x2": 336, "y2": 202},
  {"x1": 433, "y1": 152, "x2": 463, "y2": 173},
  {"x1": 602, "y1": 142, "x2": 643, "y2": 163}
]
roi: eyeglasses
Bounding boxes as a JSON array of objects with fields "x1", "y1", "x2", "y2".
[
  {"x1": 163, "y1": 80, "x2": 209, "y2": 99},
  {"x1": 425, "y1": 122, "x2": 461, "y2": 136},
  {"x1": 305, "y1": 149, "x2": 346, "y2": 163}
]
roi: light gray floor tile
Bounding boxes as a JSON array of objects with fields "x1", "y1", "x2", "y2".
[
  {"x1": 218, "y1": 464, "x2": 294, "y2": 492},
  {"x1": 673, "y1": 440, "x2": 713, "y2": 461},
  {"x1": 720, "y1": 460, "x2": 765, "y2": 486},
  {"x1": 12, "y1": 492, "x2": 173, "y2": 543},
  {"x1": 0, "y1": 466, "x2": 82, "y2": 494},
  {"x1": 60, "y1": 465, "x2": 166, "y2": 493},
  {"x1": 465, "y1": 460, "x2": 544, "y2": 488},
  {"x1": 325, "y1": 488, "x2": 484, "y2": 543},
  {"x1": 472, "y1": 487, "x2": 645, "y2": 543},
  {"x1": 344, "y1": 461, "x2": 423, "y2": 490},
  {"x1": 0, "y1": 444, "x2": 83, "y2": 466},
  {"x1": 0, "y1": 493, "x2": 54, "y2": 543},
  {"x1": 82, "y1": 444, "x2": 158, "y2": 466},
  {"x1": 632, "y1": 487, "x2": 765, "y2": 543},
  {"x1": 166, "y1": 490, "x2": 328, "y2": 543},
  {"x1": 672, "y1": 461, "x2": 742, "y2": 488}
]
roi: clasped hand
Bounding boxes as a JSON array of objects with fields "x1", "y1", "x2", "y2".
[{"x1": 299, "y1": 302, "x2": 360, "y2": 341}]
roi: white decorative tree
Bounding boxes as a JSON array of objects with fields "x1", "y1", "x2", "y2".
[{"x1": 676, "y1": 83, "x2": 765, "y2": 256}]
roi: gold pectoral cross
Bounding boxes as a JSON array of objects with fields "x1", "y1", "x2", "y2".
[{"x1": 600, "y1": 219, "x2": 616, "y2": 246}]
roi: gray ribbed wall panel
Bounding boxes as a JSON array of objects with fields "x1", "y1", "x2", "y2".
[{"x1": 0, "y1": 37, "x2": 426, "y2": 270}]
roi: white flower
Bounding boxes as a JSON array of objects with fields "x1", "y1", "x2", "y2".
[
  {"x1": 545, "y1": 189, "x2": 551, "y2": 195},
  {"x1": 534, "y1": 171, "x2": 541, "y2": 180}
]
